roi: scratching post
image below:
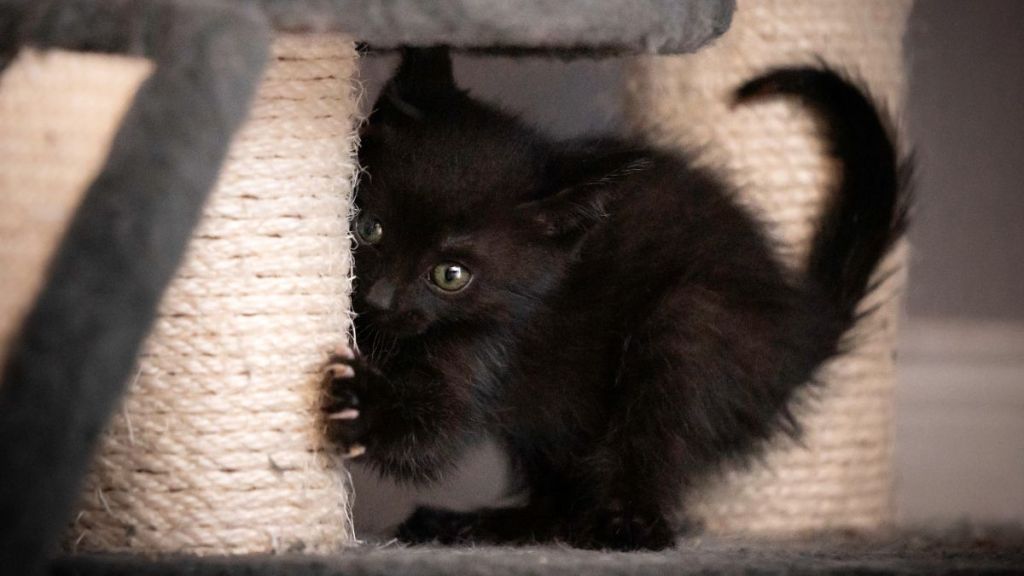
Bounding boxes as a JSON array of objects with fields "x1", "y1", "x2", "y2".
[
  {"x1": 58, "y1": 35, "x2": 360, "y2": 554},
  {"x1": 0, "y1": 31, "x2": 359, "y2": 557},
  {"x1": 626, "y1": 0, "x2": 912, "y2": 534}
]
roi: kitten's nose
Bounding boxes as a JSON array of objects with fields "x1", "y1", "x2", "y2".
[{"x1": 364, "y1": 278, "x2": 396, "y2": 311}]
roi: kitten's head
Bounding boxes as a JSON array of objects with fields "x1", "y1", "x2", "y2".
[{"x1": 353, "y1": 48, "x2": 644, "y2": 339}]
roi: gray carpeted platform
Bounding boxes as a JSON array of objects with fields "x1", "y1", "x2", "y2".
[
  {"x1": 255, "y1": 0, "x2": 735, "y2": 53},
  {"x1": 53, "y1": 527, "x2": 1024, "y2": 575}
]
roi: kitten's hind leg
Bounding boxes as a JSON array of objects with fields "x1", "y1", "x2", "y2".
[
  {"x1": 564, "y1": 333, "x2": 693, "y2": 551},
  {"x1": 573, "y1": 285, "x2": 815, "y2": 551},
  {"x1": 567, "y1": 459, "x2": 679, "y2": 551},
  {"x1": 396, "y1": 505, "x2": 556, "y2": 546}
]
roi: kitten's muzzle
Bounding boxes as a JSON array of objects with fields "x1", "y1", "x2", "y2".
[
  {"x1": 357, "y1": 278, "x2": 429, "y2": 337},
  {"x1": 360, "y1": 309, "x2": 428, "y2": 338}
]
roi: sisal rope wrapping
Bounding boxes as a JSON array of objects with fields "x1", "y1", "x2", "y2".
[
  {"x1": 626, "y1": 0, "x2": 912, "y2": 534},
  {"x1": 62, "y1": 35, "x2": 362, "y2": 554},
  {"x1": 0, "y1": 50, "x2": 153, "y2": 368}
]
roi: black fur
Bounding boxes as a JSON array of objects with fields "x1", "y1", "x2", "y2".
[{"x1": 323, "y1": 49, "x2": 909, "y2": 551}]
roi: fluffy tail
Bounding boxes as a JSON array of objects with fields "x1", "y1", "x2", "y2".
[{"x1": 734, "y1": 67, "x2": 911, "y2": 325}]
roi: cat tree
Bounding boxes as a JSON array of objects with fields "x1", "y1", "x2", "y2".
[{"x1": 0, "y1": 0, "x2": 915, "y2": 574}]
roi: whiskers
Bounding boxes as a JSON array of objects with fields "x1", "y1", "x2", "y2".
[{"x1": 358, "y1": 319, "x2": 400, "y2": 366}]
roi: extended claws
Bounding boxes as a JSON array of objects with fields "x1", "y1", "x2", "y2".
[
  {"x1": 323, "y1": 342, "x2": 370, "y2": 460},
  {"x1": 327, "y1": 408, "x2": 359, "y2": 421},
  {"x1": 342, "y1": 444, "x2": 366, "y2": 459},
  {"x1": 326, "y1": 363, "x2": 355, "y2": 379},
  {"x1": 333, "y1": 343, "x2": 356, "y2": 360}
]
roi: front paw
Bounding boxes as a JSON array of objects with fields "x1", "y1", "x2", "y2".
[{"x1": 322, "y1": 343, "x2": 381, "y2": 459}]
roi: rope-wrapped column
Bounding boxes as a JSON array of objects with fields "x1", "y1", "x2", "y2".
[
  {"x1": 626, "y1": 0, "x2": 912, "y2": 534},
  {"x1": 62, "y1": 35, "x2": 361, "y2": 554}
]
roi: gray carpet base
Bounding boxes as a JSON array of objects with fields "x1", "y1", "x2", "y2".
[{"x1": 53, "y1": 526, "x2": 1024, "y2": 575}]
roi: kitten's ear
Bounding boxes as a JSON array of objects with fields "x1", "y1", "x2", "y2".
[
  {"x1": 519, "y1": 151, "x2": 653, "y2": 242},
  {"x1": 521, "y1": 185, "x2": 614, "y2": 241},
  {"x1": 372, "y1": 47, "x2": 460, "y2": 121},
  {"x1": 392, "y1": 47, "x2": 458, "y2": 101}
]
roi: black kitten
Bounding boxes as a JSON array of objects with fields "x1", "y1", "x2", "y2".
[{"x1": 323, "y1": 49, "x2": 909, "y2": 551}]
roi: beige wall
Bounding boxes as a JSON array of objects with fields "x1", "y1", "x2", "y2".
[{"x1": 904, "y1": 0, "x2": 1024, "y2": 322}]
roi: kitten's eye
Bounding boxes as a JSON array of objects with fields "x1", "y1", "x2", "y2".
[
  {"x1": 355, "y1": 212, "x2": 383, "y2": 245},
  {"x1": 430, "y1": 262, "x2": 472, "y2": 292}
]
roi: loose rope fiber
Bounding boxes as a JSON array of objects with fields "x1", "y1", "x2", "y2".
[
  {"x1": 62, "y1": 35, "x2": 362, "y2": 554},
  {"x1": 626, "y1": 0, "x2": 912, "y2": 534},
  {"x1": 0, "y1": 50, "x2": 153, "y2": 369}
]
